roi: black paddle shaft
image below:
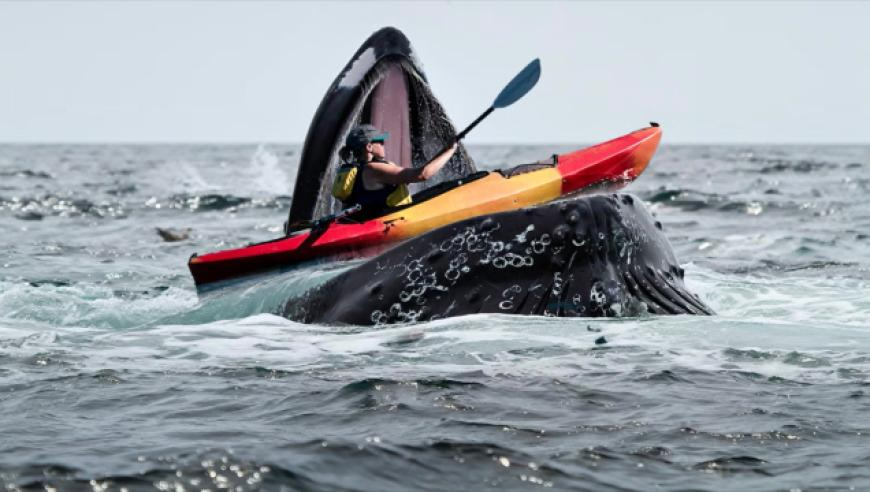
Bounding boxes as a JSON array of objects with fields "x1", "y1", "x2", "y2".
[
  {"x1": 456, "y1": 107, "x2": 494, "y2": 141},
  {"x1": 430, "y1": 107, "x2": 494, "y2": 159}
]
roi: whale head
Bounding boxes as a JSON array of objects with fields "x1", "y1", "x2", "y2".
[{"x1": 287, "y1": 27, "x2": 477, "y2": 224}]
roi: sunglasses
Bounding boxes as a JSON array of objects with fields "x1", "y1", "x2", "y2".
[{"x1": 370, "y1": 139, "x2": 385, "y2": 144}]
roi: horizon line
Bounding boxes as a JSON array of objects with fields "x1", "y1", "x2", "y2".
[{"x1": 1, "y1": 140, "x2": 868, "y2": 147}]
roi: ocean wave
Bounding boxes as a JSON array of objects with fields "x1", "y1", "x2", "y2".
[
  {"x1": 0, "y1": 194, "x2": 128, "y2": 220},
  {"x1": 0, "y1": 192, "x2": 294, "y2": 220},
  {"x1": 643, "y1": 188, "x2": 763, "y2": 213},
  {"x1": 143, "y1": 193, "x2": 293, "y2": 212},
  {"x1": 0, "y1": 280, "x2": 196, "y2": 329},
  {"x1": 639, "y1": 187, "x2": 860, "y2": 220},
  {"x1": 0, "y1": 169, "x2": 54, "y2": 179},
  {"x1": 748, "y1": 157, "x2": 841, "y2": 174}
]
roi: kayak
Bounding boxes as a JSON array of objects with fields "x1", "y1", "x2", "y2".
[{"x1": 189, "y1": 124, "x2": 662, "y2": 290}]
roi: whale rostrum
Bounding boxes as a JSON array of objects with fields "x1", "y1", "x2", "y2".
[{"x1": 282, "y1": 194, "x2": 713, "y2": 325}]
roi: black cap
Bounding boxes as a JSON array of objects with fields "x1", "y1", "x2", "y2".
[{"x1": 345, "y1": 124, "x2": 390, "y2": 150}]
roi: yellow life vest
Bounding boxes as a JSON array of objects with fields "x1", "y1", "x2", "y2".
[
  {"x1": 331, "y1": 162, "x2": 412, "y2": 209},
  {"x1": 331, "y1": 163, "x2": 358, "y2": 201},
  {"x1": 385, "y1": 183, "x2": 412, "y2": 208}
]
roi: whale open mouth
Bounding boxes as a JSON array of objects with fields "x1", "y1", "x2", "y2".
[{"x1": 288, "y1": 28, "x2": 477, "y2": 224}]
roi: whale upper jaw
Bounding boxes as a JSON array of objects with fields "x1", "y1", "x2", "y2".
[
  {"x1": 287, "y1": 27, "x2": 477, "y2": 225},
  {"x1": 283, "y1": 194, "x2": 714, "y2": 325}
]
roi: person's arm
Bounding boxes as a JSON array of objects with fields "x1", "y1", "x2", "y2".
[{"x1": 366, "y1": 143, "x2": 458, "y2": 185}]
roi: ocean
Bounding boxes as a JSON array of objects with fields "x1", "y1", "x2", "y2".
[{"x1": 1, "y1": 142, "x2": 869, "y2": 491}]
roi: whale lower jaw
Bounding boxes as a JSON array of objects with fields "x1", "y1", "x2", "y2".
[{"x1": 282, "y1": 194, "x2": 713, "y2": 325}]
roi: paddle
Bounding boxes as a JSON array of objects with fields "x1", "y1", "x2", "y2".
[{"x1": 454, "y1": 58, "x2": 541, "y2": 144}]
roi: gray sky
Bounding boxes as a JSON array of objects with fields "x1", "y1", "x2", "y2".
[{"x1": 1, "y1": 1, "x2": 868, "y2": 144}]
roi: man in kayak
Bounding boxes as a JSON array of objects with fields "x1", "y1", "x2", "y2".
[{"x1": 332, "y1": 124, "x2": 458, "y2": 213}]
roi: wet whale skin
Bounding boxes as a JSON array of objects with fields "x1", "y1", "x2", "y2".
[{"x1": 283, "y1": 194, "x2": 713, "y2": 325}]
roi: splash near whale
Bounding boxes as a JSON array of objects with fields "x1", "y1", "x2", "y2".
[{"x1": 282, "y1": 194, "x2": 713, "y2": 325}]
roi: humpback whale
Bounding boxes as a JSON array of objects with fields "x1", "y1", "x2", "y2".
[
  {"x1": 287, "y1": 27, "x2": 477, "y2": 225},
  {"x1": 282, "y1": 194, "x2": 713, "y2": 325}
]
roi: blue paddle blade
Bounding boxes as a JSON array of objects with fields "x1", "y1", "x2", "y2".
[{"x1": 492, "y1": 58, "x2": 541, "y2": 109}]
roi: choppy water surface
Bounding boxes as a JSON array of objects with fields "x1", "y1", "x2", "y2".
[{"x1": 1, "y1": 142, "x2": 869, "y2": 491}]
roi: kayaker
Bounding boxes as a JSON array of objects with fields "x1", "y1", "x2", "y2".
[{"x1": 332, "y1": 124, "x2": 458, "y2": 212}]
